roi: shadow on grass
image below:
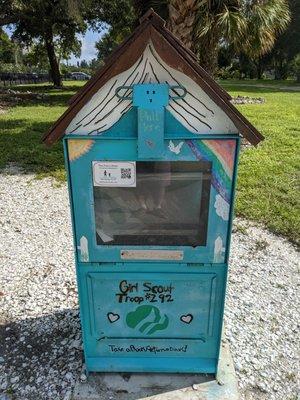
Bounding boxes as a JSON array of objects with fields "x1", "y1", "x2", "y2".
[
  {"x1": 0, "y1": 118, "x2": 66, "y2": 180},
  {"x1": 219, "y1": 82, "x2": 300, "y2": 95}
]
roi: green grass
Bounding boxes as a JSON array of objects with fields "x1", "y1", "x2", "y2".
[
  {"x1": 0, "y1": 81, "x2": 84, "y2": 181},
  {"x1": 219, "y1": 78, "x2": 300, "y2": 88},
  {"x1": 0, "y1": 79, "x2": 299, "y2": 243},
  {"x1": 224, "y1": 81, "x2": 300, "y2": 244}
]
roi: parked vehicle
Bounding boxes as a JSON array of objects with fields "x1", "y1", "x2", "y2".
[
  {"x1": 0, "y1": 72, "x2": 49, "y2": 86},
  {"x1": 70, "y1": 72, "x2": 91, "y2": 81}
]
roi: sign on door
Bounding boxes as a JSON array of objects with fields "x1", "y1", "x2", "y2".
[{"x1": 92, "y1": 161, "x2": 136, "y2": 187}]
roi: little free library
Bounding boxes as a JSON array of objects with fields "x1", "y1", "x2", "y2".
[{"x1": 43, "y1": 10, "x2": 263, "y2": 375}]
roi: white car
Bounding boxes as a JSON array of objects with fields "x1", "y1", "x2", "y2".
[{"x1": 70, "y1": 72, "x2": 91, "y2": 81}]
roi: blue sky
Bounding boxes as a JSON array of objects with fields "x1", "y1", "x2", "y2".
[
  {"x1": 4, "y1": 26, "x2": 107, "y2": 65},
  {"x1": 69, "y1": 28, "x2": 107, "y2": 64}
]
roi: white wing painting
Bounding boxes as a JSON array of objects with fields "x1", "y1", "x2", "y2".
[{"x1": 66, "y1": 42, "x2": 238, "y2": 136}]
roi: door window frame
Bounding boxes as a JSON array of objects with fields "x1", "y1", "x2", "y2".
[{"x1": 65, "y1": 136, "x2": 239, "y2": 264}]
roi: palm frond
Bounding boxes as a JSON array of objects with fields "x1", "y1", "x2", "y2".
[{"x1": 244, "y1": 0, "x2": 291, "y2": 57}]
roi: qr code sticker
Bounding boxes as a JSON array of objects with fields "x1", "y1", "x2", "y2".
[{"x1": 121, "y1": 168, "x2": 132, "y2": 179}]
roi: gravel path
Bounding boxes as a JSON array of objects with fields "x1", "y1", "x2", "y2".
[{"x1": 0, "y1": 167, "x2": 299, "y2": 400}]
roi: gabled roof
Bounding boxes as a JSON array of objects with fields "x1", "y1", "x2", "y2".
[{"x1": 43, "y1": 9, "x2": 264, "y2": 146}]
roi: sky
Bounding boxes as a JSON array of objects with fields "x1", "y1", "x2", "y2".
[
  {"x1": 4, "y1": 26, "x2": 107, "y2": 65},
  {"x1": 69, "y1": 28, "x2": 106, "y2": 64}
]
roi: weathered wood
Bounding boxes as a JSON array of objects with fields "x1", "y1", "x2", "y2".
[{"x1": 139, "y1": 8, "x2": 165, "y2": 26}]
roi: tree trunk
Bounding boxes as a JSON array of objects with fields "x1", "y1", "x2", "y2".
[
  {"x1": 166, "y1": 0, "x2": 199, "y2": 50},
  {"x1": 44, "y1": 28, "x2": 62, "y2": 87},
  {"x1": 167, "y1": 0, "x2": 220, "y2": 76},
  {"x1": 197, "y1": 40, "x2": 219, "y2": 77},
  {"x1": 256, "y1": 59, "x2": 264, "y2": 79}
]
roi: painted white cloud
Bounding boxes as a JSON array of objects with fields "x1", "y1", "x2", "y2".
[
  {"x1": 214, "y1": 236, "x2": 225, "y2": 263},
  {"x1": 79, "y1": 236, "x2": 89, "y2": 262},
  {"x1": 214, "y1": 194, "x2": 230, "y2": 221}
]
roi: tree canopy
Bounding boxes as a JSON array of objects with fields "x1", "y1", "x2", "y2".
[
  {"x1": 0, "y1": 0, "x2": 295, "y2": 82},
  {"x1": 0, "y1": 0, "x2": 134, "y2": 86},
  {"x1": 0, "y1": 29, "x2": 15, "y2": 64},
  {"x1": 97, "y1": 0, "x2": 291, "y2": 77}
]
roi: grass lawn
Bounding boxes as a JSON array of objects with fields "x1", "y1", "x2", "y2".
[
  {"x1": 219, "y1": 78, "x2": 300, "y2": 88},
  {"x1": 226, "y1": 82, "x2": 300, "y2": 245},
  {"x1": 0, "y1": 80, "x2": 299, "y2": 243}
]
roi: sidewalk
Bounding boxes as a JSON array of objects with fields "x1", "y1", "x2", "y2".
[{"x1": 73, "y1": 341, "x2": 239, "y2": 400}]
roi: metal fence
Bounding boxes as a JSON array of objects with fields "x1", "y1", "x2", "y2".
[{"x1": 0, "y1": 72, "x2": 50, "y2": 86}]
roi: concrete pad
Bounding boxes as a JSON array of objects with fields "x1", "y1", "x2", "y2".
[{"x1": 72, "y1": 342, "x2": 239, "y2": 400}]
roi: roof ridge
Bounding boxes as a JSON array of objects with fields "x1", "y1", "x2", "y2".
[{"x1": 139, "y1": 8, "x2": 165, "y2": 26}]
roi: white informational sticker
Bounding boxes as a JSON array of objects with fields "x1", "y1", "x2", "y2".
[{"x1": 92, "y1": 161, "x2": 136, "y2": 187}]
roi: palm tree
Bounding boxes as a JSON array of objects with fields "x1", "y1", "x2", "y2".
[
  {"x1": 166, "y1": 0, "x2": 200, "y2": 50},
  {"x1": 134, "y1": 0, "x2": 199, "y2": 49},
  {"x1": 194, "y1": 0, "x2": 291, "y2": 75},
  {"x1": 193, "y1": 0, "x2": 248, "y2": 74},
  {"x1": 134, "y1": 0, "x2": 291, "y2": 76}
]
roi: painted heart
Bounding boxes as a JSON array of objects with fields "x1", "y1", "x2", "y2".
[
  {"x1": 107, "y1": 312, "x2": 120, "y2": 323},
  {"x1": 180, "y1": 314, "x2": 193, "y2": 324}
]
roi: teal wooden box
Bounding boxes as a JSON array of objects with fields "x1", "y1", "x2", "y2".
[
  {"x1": 76, "y1": 262, "x2": 227, "y2": 373},
  {"x1": 43, "y1": 10, "x2": 263, "y2": 376},
  {"x1": 63, "y1": 131, "x2": 240, "y2": 374}
]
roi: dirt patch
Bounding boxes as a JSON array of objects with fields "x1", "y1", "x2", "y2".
[
  {"x1": 231, "y1": 95, "x2": 265, "y2": 105},
  {"x1": 0, "y1": 105, "x2": 7, "y2": 114},
  {"x1": 0, "y1": 88, "x2": 49, "y2": 112}
]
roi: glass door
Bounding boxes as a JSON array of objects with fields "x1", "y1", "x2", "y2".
[{"x1": 94, "y1": 161, "x2": 211, "y2": 247}]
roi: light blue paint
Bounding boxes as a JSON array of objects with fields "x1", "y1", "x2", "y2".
[
  {"x1": 133, "y1": 83, "x2": 169, "y2": 109},
  {"x1": 137, "y1": 108, "x2": 165, "y2": 158},
  {"x1": 133, "y1": 84, "x2": 168, "y2": 158}
]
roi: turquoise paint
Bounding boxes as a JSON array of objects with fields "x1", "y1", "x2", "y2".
[
  {"x1": 133, "y1": 83, "x2": 169, "y2": 109},
  {"x1": 87, "y1": 356, "x2": 217, "y2": 373},
  {"x1": 78, "y1": 263, "x2": 226, "y2": 373},
  {"x1": 137, "y1": 108, "x2": 165, "y2": 158},
  {"x1": 134, "y1": 84, "x2": 173, "y2": 158},
  {"x1": 225, "y1": 137, "x2": 241, "y2": 264},
  {"x1": 64, "y1": 83, "x2": 240, "y2": 374},
  {"x1": 63, "y1": 140, "x2": 91, "y2": 371},
  {"x1": 67, "y1": 138, "x2": 233, "y2": 264}
]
